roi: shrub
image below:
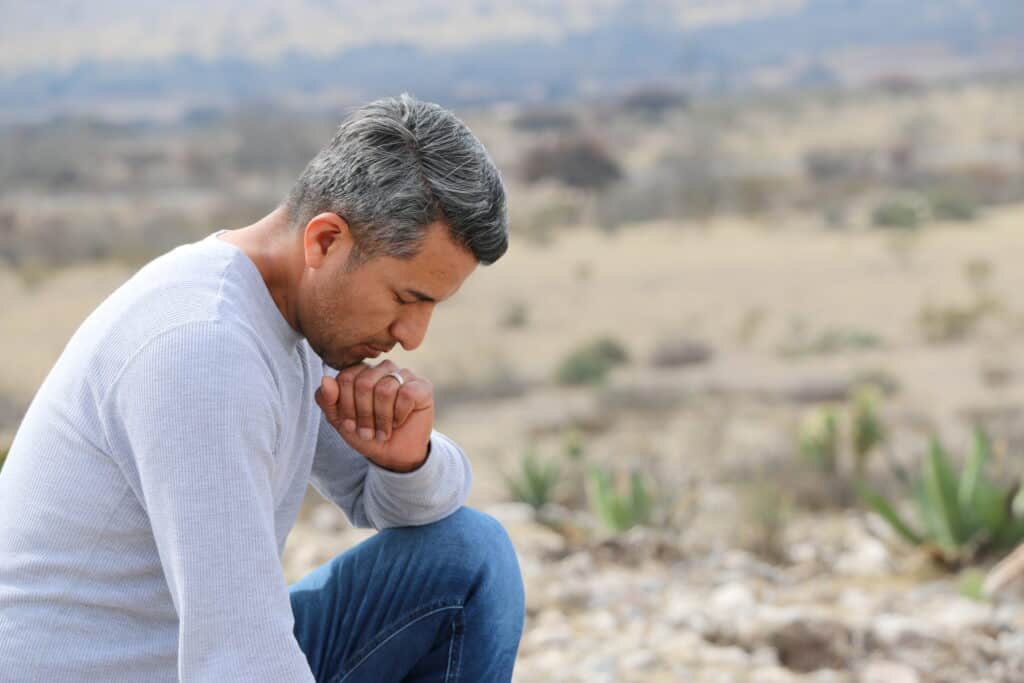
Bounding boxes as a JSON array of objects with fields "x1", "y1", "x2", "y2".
[
  {"x1": 521, "y1": 138, "x2": 622, "y2": 191},
  {"x1": 779, "y1": 326, "x2": 883, "y2": 357},
  {"x1": 511, "y1": 108, "x2": 578, "y2": 132},
  {"x1": 850, "y1": 386, "x2": 885, "y2": 477},
  {"x1": 737, "y1": 480, "x2": 792, "y2": 562},
  {"x1": 587, "y1": 465, "x2": 652, "y2": 532},
  {"x1": 498, "y1": 301, "x2": 528, "y2": 329},
  {"x1": 859, "y1": 427, "x2": 1024, "y2": 568},
  {"x1": 562, "y1": 428, "x2": 586, "y2": 461},
  {"x1": 650, "y1": 337, "x2": 713, "y2": 368},
  {"x1": 916, "y1": 302, "x2": 985, "y2": 344},
  {"x1": 555, "y1": 337, "x2": 629, "y2": 386},
  {"x1": 872, "y1": 195, "x2": 926, "y2": 229},
  {"x1": 799, "y1": 408, "x2": 840, "y2": 474},
  {"x1": 504, "y1": 448, "x2": 561, "y2": 511},
  {"x1": 930, "y1": 187, "x2": 979, "y2": 222}
]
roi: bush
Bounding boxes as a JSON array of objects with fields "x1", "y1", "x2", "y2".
[
  {"x1": 850, "y1": 386, "x2": 886, "y2": 477},
  {"x1": 650, "y1": 337, "x2": 713, "y2": 368},
  {"x1": 555, "y1": 337, "x2": 630, "y2": 386},
  {"x1": 916, "y1": 302, "x2": 985, "y2": 344},
  {"x1": 511, "y1": 108, "x2": 578, "y2": 132},
  {"x1": 859, "y1": 426, "x2": 1024, "y2": 568},
  {"x1": 521, "y1": 138, "x2": 622, "y2": 191},
  {"x1": 930, "y1": 187, "x2": 979, "y2": 222},
  {"x1": 498, "y1": 301, "x2": 528, "y2": 329},
  {"x1": 587, "y1": 465, "x2": 652, "y2": 532},
  {"x1": 737, "y1": 480, "x2": 793, "y2": 562},
  {"x1": 872, "y1": 195, "x2": 926, "y2": 229},
  {"x1": 779, "y1": 326, "x2": 883, "y2": 357},
  {"x1": 799, "y1": 408, "x2": 840, "y2": 474},
  {"x1": 504, "y1": 448, "x2": 561, "y2": 511}
]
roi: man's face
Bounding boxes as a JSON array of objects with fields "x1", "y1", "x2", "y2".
[{"x1": 298, "y1": 220, "x2": 478, "y2": 370}]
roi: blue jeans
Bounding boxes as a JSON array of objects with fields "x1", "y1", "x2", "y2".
[{"x1": 289, "y1": 506, "x2": 526, "y2": 682}]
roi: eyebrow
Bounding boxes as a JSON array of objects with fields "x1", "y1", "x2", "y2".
[{"x1": 405, "y1": 288, "x2": 438, "y2": 303}]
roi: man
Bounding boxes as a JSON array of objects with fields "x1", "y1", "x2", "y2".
[{"x1": 0, "y1": 94, "x2": 525, "y2": 681}]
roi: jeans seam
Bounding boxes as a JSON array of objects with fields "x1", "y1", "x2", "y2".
[
  {"x1": 444, "y1": 612, "x2": 463, "y2": 682},
  {"x1": 337, "y1": 604, "x2": 464, "y2": 683}
]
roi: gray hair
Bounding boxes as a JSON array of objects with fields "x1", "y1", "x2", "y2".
[{"x1": 284, "y1": 93, "x2": 508, "y2": 266}]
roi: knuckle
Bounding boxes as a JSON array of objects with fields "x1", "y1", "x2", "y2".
[
  {"x1": 376, "y1": 383, "x2": 398, "y2": 399},
  {"x1": 355, "y1": 377, "x2": 376, "y2": 394}
]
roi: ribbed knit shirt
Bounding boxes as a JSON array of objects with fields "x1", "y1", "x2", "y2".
[{"x1": 0, "y1": 229, "x2": 473, "y2": 682}]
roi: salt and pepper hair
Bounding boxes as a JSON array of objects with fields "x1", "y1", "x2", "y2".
[{"x1": 284, "y1": 93, "x2": 508, "y2": 266}]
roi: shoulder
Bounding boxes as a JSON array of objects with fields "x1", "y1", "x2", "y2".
[{"x1": 105, "y1": 320, "x2": 279, "y2": 408}]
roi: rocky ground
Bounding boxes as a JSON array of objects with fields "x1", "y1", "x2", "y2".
[{"x1": 284, "y1": 497, "x2": 1024, "y2": 683}]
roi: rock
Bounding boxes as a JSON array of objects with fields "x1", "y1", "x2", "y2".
[
  {"x1": 621, "y1": 648, "x2": 660, "y2": 672},
  {"x1": 482, "y1": 501, "x2": 536, "y2": 525},
  {"x1": 858, "y1": 661, "x2": 920, "y2": 683},
  {"x1": 751, "y1": 666, "x2": 803, "y2": 683},
  {"x1": 869, "y1": 614, "x2": 937, "y2": 650},
  {"x1": 928, "y1": 596, "x2": 994, "y2": 633},
  {"x1": 984, "y1": 544, "x2": 1024, "y2": 600},
  {"x1": 709, "y1": 582, "x2": 757, "y2": 612},
  {"x1": 770, "y1": 619, "x2": 852, "y2": 673},
  {"x1": 310, "y1": 503, "x2": 343, "y2": 532},
  {"x1": 835, "y1": 536, "x2": 890, "y2": 576},
  {"x1": 698, "y1": 643, "x2": 751, "y2": 667}
]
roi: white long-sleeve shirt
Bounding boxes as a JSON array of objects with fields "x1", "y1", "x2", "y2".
[{"x1": 0, "y1": 229, "x2": 472, "y2": 682}]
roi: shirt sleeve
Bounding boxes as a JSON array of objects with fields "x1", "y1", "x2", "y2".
[
  {"x1": 105, "y1": 321, "x2": 314, "y2": 682},
  {"x1": 309, "y1": 369, "x2": 472, "y2": 530}
]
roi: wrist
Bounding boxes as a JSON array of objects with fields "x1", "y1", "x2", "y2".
[{"x1": 380, "y1": 439, "x2": 431, "y2": 474}]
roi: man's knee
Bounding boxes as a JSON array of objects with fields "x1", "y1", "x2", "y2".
[{"x1": 417, "y1": 506, "x2": 524, "y2": 610}]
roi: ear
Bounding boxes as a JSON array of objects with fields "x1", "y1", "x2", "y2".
[{"x1": 303, "y1": 213, "x2": 354, "y2": 270}]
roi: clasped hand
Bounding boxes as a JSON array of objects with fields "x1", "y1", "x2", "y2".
[{"x1": 314, "y1": 360, "x2": 434, "y2": 473}]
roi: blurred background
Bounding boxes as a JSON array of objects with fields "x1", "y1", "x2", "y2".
[{"x1": 2, "y1": 1, "x2": 1024, "y2": 681}]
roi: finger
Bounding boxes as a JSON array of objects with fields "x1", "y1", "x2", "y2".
[
  {"x1": 353, "y1": 360, "x2": 398, "y2": 441},
  {"x1": 373, "y1": 369, "x2": 407, "y2": 440},
  {"x1": 391, "y1": 371, "x2": 421, "y2": 426},
  {"x1": 335, "y1": 362, "x2": 366, "y2": 434},
  {"x1": 316, "y1": 375, "x2": 341, "y2": 425},
  {"x1": 393, "y1": 377, "x2": 433, "y2": 426},
  {"x1": 393, "y1": 387, "x2": 415, "y2": 428}
]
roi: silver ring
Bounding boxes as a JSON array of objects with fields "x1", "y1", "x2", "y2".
[{"x1": 385, "y1": 370, "x2": 405, "y2": 387}]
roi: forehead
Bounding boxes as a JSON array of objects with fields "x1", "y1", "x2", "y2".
[{"x1": 376, "y1": 222, "x2": 478, "y2": 297}]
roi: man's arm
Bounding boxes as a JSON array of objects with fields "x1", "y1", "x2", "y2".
[
  {"x1": 310, "y1": 413, "x2": 472, "y2": 529},
  {"x1": 309, "y1": 356, "x2": 472, "y2": 530},
  {"x1": 105, "y1": 321, "x2": 314, "y2": 682}
]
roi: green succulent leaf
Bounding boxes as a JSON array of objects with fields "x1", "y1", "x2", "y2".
[{"x1": 858, "y1": 484, "x2": 924, "y2": 545}]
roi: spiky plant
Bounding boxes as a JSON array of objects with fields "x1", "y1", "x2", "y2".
[{"x1": 859, "y1": 426, "x2": 1024, "y2": 568}]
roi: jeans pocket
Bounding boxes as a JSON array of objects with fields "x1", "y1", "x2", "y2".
[{"x1": 335, "y1": 599, "x2": 464, "y2": 683}]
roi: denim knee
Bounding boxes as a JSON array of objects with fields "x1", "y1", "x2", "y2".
[{"x1": 423, "y1": 506, "x2": 525, "y2": 614}]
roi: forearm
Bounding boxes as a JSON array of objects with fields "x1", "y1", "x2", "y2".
[{"x1": 310, "y1": 417, "x2": 472, "y2": 529}]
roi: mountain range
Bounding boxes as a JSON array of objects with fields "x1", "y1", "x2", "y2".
[{"x1": 0, "y1": 0, "x2": 1021, "y2": 122}]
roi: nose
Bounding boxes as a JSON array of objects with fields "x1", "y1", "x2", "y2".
[{"x1": 390, "y1": 303, "x2": 434, "y2": 352}]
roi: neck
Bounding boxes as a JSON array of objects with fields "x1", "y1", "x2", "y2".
[{"x1": 223, "y1": 205, "x2": 303, "y2": 335}]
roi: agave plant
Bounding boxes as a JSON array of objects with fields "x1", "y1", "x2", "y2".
[
  {"x1": 587, "y1": 465, "x2": 652, "y2": 532},
  {"x1": 798, "y1": 407, "x2": 840, "y2": 474},
  {"x1": 504, "y1": 448, "x2": 561, "y2": 511},
  {"x1": 850, "y1": 386, "x2": 885, "y2": 477},
  {"x1": 859, "y1": 426, "x2": 1024, "y2": 568}
]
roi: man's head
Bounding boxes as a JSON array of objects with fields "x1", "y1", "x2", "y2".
[
  {"x1": 283, "y1": 94, "x2": 508, "y2": 370},
  {"x1": 285, "y1": 93, "x2": 508, "y2": 267}
]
